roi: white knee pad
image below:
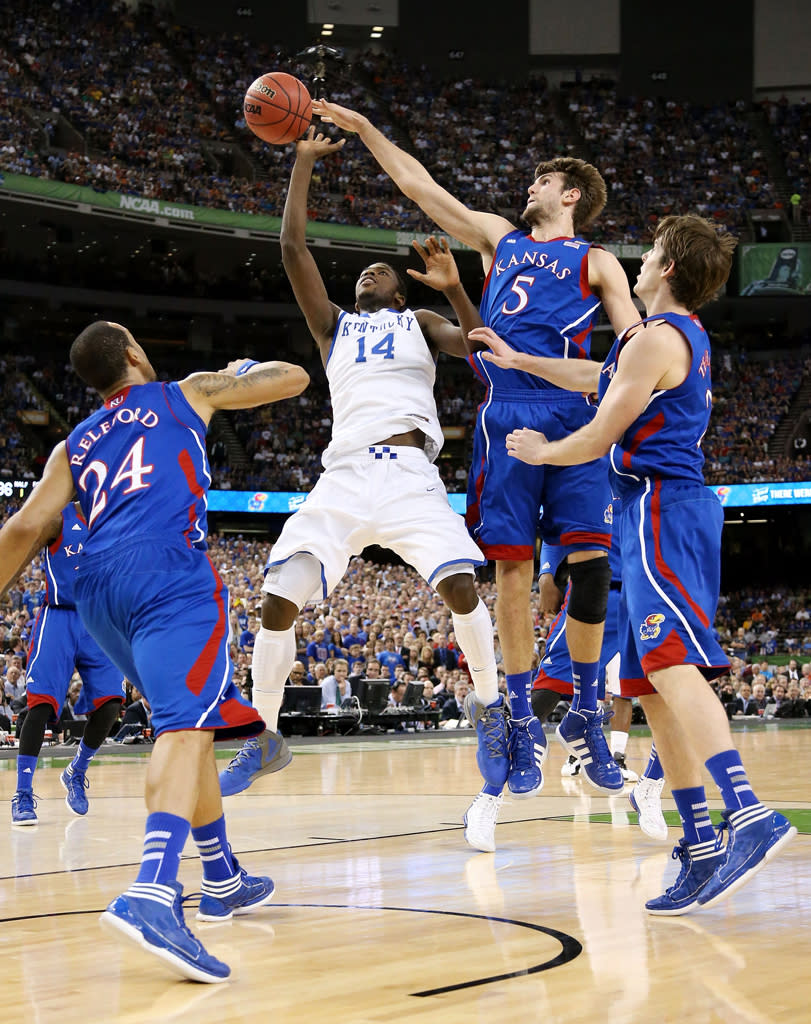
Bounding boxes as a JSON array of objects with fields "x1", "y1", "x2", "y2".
[{"x1": 262, "y1": 551, "x2": 324, "y2": 608}]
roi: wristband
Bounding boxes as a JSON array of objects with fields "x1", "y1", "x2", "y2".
[{"x1": 235, "y1": 359, "x2": 260, "y2": 376}]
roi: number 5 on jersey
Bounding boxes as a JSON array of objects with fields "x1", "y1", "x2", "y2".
[{"x1": 78, "y1": 437, "x2": 154, "y2": 526}]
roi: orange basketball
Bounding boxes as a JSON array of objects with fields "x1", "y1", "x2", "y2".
[{"x1": 243, "y1": 72, "x2": 312, "y2": 145}]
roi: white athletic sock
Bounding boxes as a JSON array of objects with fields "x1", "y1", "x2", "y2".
[
  {"x1": 452, "y1": 599, "x2": 498, "y2": 706},
  {"x1": 610, "y1": 730, "x2": 629, "y2": 756},
  {"x1": 250, "y1": 626, "x2": 296, "y2": 732}
]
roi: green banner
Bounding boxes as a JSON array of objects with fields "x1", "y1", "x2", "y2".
[
  {"x1": 0, "y1": 170, "x2": 647, "y2": 256},
  {"x1": 740, "y1": 243, "x2": 811, "y2": 296}
]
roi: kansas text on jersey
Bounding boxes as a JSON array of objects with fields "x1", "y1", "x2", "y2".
[{"x1": 474, "y1": 231, "x2": 602, "y2": 392}]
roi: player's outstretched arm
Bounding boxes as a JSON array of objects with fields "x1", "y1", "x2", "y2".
[
  {"x1": 280, "y1": 128, "x2": 345, "y2": 354},
  {"x1": 0, "y1": 444, "x2": 74, "y2": 598},
  {"x1": 181, "y1": 361, "x2": 310, "y2": 421},
  {"x1": 313, "y1": 100, "x2": 512, "y2": 261},
  {"x1": 409, "y1": 236, "x2": 483, "y2": 355},
  {"x1": 470, "y1": 327, "x2": 602, "y2": 392},
  {"x1": 505, "y1": 323, "x2": 676, "y2": 467}
]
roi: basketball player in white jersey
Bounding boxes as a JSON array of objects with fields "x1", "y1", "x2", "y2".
[{"x1": 220, "y1": 129, "x2": 514, "y2": 801}]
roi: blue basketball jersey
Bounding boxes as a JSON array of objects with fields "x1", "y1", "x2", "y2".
[
  {"x1": 66, "y1": 381, "x2": 211, "y2": 555},
  {"x1": 44, "y1": 503, "x2": 87, "y2": 609},
  {"x1": 600, "y1": 312, "x2": 712, "y2": 494},
  {"x1": 473, "y1": 231, "x2": 602, "y2": 392}
]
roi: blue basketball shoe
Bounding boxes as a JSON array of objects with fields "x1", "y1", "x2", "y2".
[
  {"x1": 556, "y1": 708, "x2": 624, "y2": 792},
  {"x1": 11, "y1": 790, "x2": 38, "y2": 826},
  {"x1": 697, "y1": 807, "x2": 797, "y2": 909},
  {"x1": 463, "y1": 692, "x2": 510, "y2": 789},
  {"x1": 101, "y1": 880, "x2": 230, "y2": 983},
  {"x1": 507, "y1": 715, "x2": 547, "y2": 798},
  {"x1": 219, "y1": 729, "x2": 292, "y2": 797},
  {"x1": 60, "y1": 765, "x2": 90, "y2": 816},
  {"x1": 196, "y1": 858, "x2": 275, "y2": 922},
  {"x1": 645, "y1": 838, "x2": 724, "y2": 915}
]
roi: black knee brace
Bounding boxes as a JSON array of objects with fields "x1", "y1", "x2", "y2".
[{"x1": 567, "y1": 556, "x2": 611, "y2": 625}]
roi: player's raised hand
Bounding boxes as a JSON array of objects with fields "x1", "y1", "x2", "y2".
[
  {"x1": 470, "y1": 327, "x2": 522, "y2": 369},
  {"x1": 312, "y1": 99, "x2": 368, "y2": 133},
  {"x1": 296, "y1": 125, "x2": 346, "y2": 158},
  {"x1": 506, "y1": 427, "x2": 550, "y2": 465},
  {"x1": 407, "y1": 236, "x2": 459, "y2": 291}
]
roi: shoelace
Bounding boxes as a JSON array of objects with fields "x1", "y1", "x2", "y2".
[
  {"x1": 473, "y1": 794, "x2": 501, "y2": 826},
  {"x1": 478, "y1": 708, "x2": 508, "y2": 759},
  {"x1": 584, "y1": 711, "x2": 616, "y2": 766},
  {"x1": 713, "y1": 817, "x2": 730, "y2": 852},
  {"x1": 66, "y1": 773, "x2": 89, "y2": 792},
  {"x1": 223, "y1": 738, "x2": 259, "y2": 772},
  {"x1": 665, "y1": 842, "x2": 691, "y2": 893},
  {"x1": 508, "y1": 722, "x2": 535, "y2": 766},
  {"x1": 14, "y1": 791, "x2": 38, "y2": 811}
]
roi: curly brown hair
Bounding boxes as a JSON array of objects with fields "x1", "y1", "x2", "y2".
[
  {"x1": 652, "y1": 215, "x2": 738, "y2": 310},
  {"x1": 533, "y1": 157, "x2": 607, "y2": 233}
]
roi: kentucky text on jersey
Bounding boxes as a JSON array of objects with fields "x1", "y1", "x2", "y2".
[{"x1": 338, "y1": 313, "x2": 415, "y2": 335}]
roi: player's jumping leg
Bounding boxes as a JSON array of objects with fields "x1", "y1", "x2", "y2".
[
  {"x1": 495, "y1": 559, "x2": 546, "y2": 799},
  {"x1": 101, "y1": 730, "x2": 232, "y2": 981},
  {"x1": 629, "y1": 738, "x2": 668, "y2": 841},
  {"x1": 11, "y1": 702, "x2": 52, "y2": 825},
  {"x1": 61, "y1": 698, "x2": 123, "y2": 816},
  {"x1": 609, "y1": 695, "x2": 638, "y2": 782},
  {"x1": 556, "y1": 555, "x2": 623, "y2": 792},
  {"x1": 435, "y1": 571, "x2": 510, "y2": 852},
  {"x1": 219, "y1": 553, "x2": 326, "y2": 797},
  {"x1": 649, "y1": 664, "x2": 796, "y2": 909}
]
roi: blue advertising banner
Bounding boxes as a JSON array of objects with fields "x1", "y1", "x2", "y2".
[
  {"x1": 710, "y1": 481, "x2": 811, "y2": 507},
  {"x1": 208, "y1": 490, "x2": 469, "y2": 514},
  {"x1": 208, "y1": 483, "x2": 811, "y2": 515}
]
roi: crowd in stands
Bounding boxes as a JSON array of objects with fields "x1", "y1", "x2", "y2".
[
  {"x1": 0, "y1": 0, "x2": 807, "y2": 244},
  {"x1": 4, "y1": 329, "x2": 811, "y2": 495},
  {"x1": 2, "y1": 524, "x2": 810, "y2": 741}
]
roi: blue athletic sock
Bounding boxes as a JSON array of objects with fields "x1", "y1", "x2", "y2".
[
  {"x1": 570, "y1": 660, "x2": 599, "y2": 713},
  {"x1": 135, "y1": 812, "x2": 190, "y2": 885},
  {"x1": 705, "y1": 749, "x2": 760, "y2": 810},
  {"x1": 191, "y1": 815, "x2": 236, "y2": 882},
  {"x1": 481, "y1": 782, "x2": 503, "y2": 797},
  {"x1": 672, "y1": 786, "x2": 715, "y2": 845},
  {"x1": 68, "y1": 740, "x2": 97, "y2": 775},
  {"x1": 505, "y1": 672, "x2": 532, "y2": 718},
  {"x1": 16, "y1": 755, "x2": 38, "y2": 792},
  {"x1": 642, "y1": 742, "x2": 664, "y2": 781}
]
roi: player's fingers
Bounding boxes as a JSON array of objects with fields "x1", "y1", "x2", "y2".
[
  {"x1": 411, "y1": 240, "x2": 428, "y2": 262},
  {"x1": 439, "y1": 237, "x2": 450, "y2": 253},
  {"x1": 405, "y1": 269, "x2": 427, "y2": 282}
]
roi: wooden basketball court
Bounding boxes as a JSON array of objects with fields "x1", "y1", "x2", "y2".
[{"x1": 1, "y1": 727, "x2": 809, "y2": 1023}]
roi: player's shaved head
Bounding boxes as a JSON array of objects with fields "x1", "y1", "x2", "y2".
[{"x1": 70, "y1": 321, "x2": 134, "y2": 393}]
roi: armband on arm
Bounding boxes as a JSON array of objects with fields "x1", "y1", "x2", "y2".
[{"x1": 235, "y1": 360, "x2": 260, "y2": 376}]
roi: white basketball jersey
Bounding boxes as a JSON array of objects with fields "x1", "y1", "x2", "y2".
[{"x1": 321, "y1": 307, "x2": 444, "y2": 467}]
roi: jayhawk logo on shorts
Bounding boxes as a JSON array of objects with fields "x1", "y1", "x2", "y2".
[{"x1": 640, "y1": 612, "x2": 666, "y2": 641}]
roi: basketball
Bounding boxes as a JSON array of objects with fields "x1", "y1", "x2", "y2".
[{"x1": 243, "y1": 72, "x2": 312, "y2": 145}]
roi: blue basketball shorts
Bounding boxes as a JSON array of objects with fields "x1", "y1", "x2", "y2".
[
  {"x1": 74, "y1": 539, "x2": 264, "y2": 740},
  {"x1": 466, "y1": 390, "x2": 613, "y2": 560},
  {"x1": 617, "y1": 478, "x2": 729, "y2": 682},
  {"x1": 25, "y1": 605, "x2": 124, "y2": 716}
]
